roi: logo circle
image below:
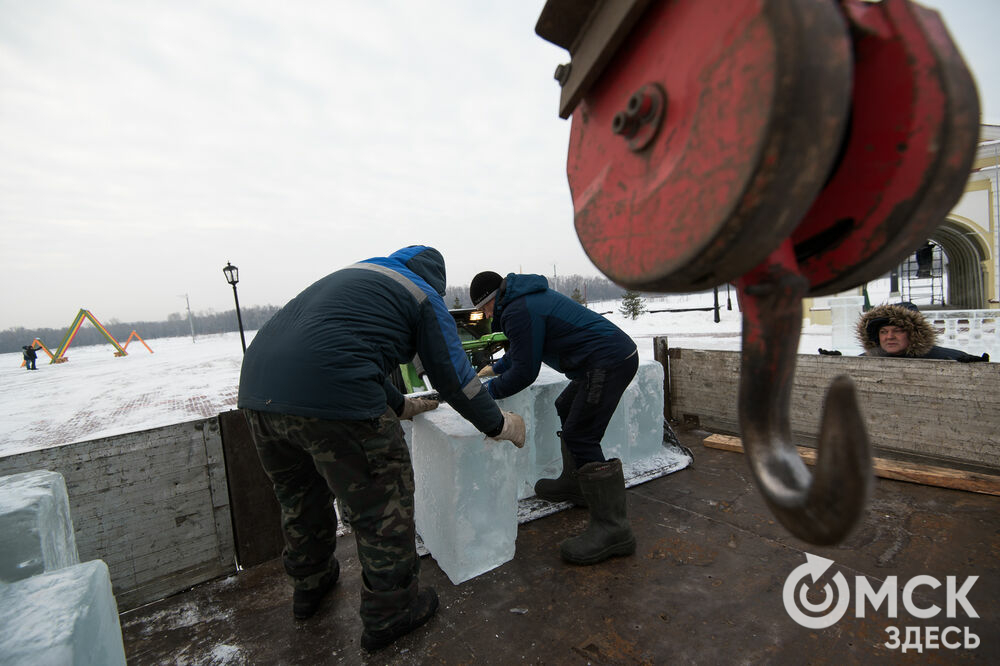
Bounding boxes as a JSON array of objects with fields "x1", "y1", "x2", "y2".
[{"x1": 783, "y1": 556, "x2": 850, "y2": 629}]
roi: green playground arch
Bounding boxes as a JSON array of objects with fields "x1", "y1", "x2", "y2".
[{"x1": 46, "y1": 309, "x2": 152, "y2": 364}]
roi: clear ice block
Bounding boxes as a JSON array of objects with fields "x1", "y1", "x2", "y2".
[
  {"x1": 0, "y1": 559, "x2": 127, "y2": 666},
  {"x1": 524, "y1": 367, "x2": 568, "y2": 492},
  {"x1": 408, "y1": 359, "x2": 674, "y2": 584},
  {"x1": 493, "y1": 385, "x2": 538, "y2": 501},
  {"x1": 621, "y1": 361, "x2": 668, "y2": 478},
  {"x1": 410, "y1": 405, "x2": 522, "y2": 584},
  {"x1": 0, "y1": 470, "x2": 79, "y2": 583}
]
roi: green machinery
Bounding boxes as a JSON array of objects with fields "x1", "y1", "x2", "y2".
[{"x1": 393, "y1": 308, "x2": 508, "y2": 394}]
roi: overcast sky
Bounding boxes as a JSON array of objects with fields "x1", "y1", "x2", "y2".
[{"x1": 1, "y1": 0, "x2": 997, "y2": 330}]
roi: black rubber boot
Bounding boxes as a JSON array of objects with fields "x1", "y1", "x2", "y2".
[
  {"x1": 533, "y1": 434, "x2": 587, "y2": 507},
  {"x1": 292, "y1": 558, "x2": 340, "y2": 620},
  {"x1": 559, "y1": 459, "x2": 635, "y2": 565},
  {"x1": 360, "y1": 587, "x2": 439, "y2": 652}
]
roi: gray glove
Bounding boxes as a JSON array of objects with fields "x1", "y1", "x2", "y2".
[
  {"x1": 477, "y1": 364, "x2": 496, "y2": 378},
  {"x1": 399, "y1": 397, "x2": 439, "y2": 420},
  {"x1": 488, "y1": 411, "x2": 525, "y2": 449}
]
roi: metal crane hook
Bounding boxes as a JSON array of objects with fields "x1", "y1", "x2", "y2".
[
  {"x1": 535, "y1": 0, "x2": 975, "y2": 545},
  {"x1": 737, "y1": 247, "x2": 873, "y2": 545}
]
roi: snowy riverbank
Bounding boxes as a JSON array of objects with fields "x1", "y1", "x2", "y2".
[{"x1": 0, "y1": 294, "x2": 834, "y2": 457}]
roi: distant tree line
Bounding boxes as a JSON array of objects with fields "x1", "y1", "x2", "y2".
[
  {"x1": 447, "y1": 273, "x2": 636, "y2": 309},
  {"x1": 2, "y1": 274, "x2": 653, "y2": 354},
  {"x1": 0, "y1": 305, "x2": 280, "y2": 354}
]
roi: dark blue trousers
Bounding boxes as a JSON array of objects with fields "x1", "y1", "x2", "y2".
[{"x1": 554, "y1": 352, "x2": 639, "y2": 467}]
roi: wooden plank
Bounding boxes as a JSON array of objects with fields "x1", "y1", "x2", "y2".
[
  {"x1": 653, "y1": 336, "x2": 671, "y2": 421},
  {"x1": 703, "y1": 434, "x2": 1000, "y2": 496},
  {"x1": 202, "y1": 417, "x2": 237, "y2": 571},
  {"x1": 664, "y1": 348, "x2": 1000, "y2": 468},
  {"x1": 115, "y1": 559, "x2": 235, "y2": 611},
  {"x1": 218, "y1": 410, "x2": 284, "y2": 569}
]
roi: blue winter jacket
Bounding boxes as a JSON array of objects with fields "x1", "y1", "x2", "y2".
[
  {"x1": 238, "y1": 246, "x2": 504, "y2": 435},
  {"x1": 485, "y1": 274, "x2": 637, "y2": 400}
]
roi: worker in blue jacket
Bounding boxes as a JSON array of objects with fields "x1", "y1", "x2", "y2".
[
  {"x1": 471, "y1": 271, "x2": 638, "y2": 566},
  {"x1": 239, "y1": 246, "x2": 524, "y2": 651}
]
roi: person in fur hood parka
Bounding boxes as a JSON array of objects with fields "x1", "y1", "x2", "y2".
[{"x1": 856, "y1": 302, "x2": 988, "y2": 362}]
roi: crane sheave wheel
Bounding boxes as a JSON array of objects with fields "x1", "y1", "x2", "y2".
[
  {"x1": 567, "y1": 0, "x2": 851, "y2": 292},
  {"x1": 790, "y1": 0, "x2": 981, "y2": 296}
]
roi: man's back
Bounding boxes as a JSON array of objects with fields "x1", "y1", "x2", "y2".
[
  {"x1": 239, "y1": 246, "x2": 503, "y2": 434},
  {"x1": 488, "y1": 274, "x2": 635, "y2": 397}
]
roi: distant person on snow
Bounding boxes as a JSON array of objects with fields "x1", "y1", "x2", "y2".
[
  {"x1": 857, "y1": 302, "x2": 989, "y2": 362},
  {"x1": 22, "y1": 343, "x2": 38, "y2": 370},
  {"x1": 471, "y1": 271, "x2": 638, "y2": 566},
  {"x1": 238, "y1": 246, "x2": 525, "y2": 651}
]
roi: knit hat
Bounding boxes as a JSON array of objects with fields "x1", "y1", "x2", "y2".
[{"x1": 470, "y1": 271, "x2": 503, "y2": 308}]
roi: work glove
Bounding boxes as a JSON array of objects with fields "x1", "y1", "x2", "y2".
[
  {"x1": 477, "y1": 364, "x2": 496, "y2": 378},
  {"x1": 399, "y1": 397, "x2": 439, "y2": 420},
  {"x1": 487, "y1": 411, "x2": 525, "y2": 449},
  {"x1": 818, "y1": 348, "x2": 842, "y2": 356}
]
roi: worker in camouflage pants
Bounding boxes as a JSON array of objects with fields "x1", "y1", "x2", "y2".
[
  {"x1": 238, "y1": 246, "x2": 525, "y2": 651},
  {"x1": 245, "y1": 405, "x2": 424, "y2": 634}
]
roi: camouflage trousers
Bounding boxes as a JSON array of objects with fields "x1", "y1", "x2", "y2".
[{"x1": 243, "y1": 407, "x2": 419, "y2": 631}]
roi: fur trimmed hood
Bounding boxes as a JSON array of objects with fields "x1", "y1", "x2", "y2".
[{"x1": 856, "y1": 304, "x2": 937, "y2": 357}]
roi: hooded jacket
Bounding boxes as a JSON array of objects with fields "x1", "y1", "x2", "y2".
[
  {"x1": 856, "y1": 304, "x2": 987, "y2": 362},
  {"x1": 238, "y1": 246, "x2": 504, "y2": 434},
  {"x1": 486, "y1": 273, "x2": 637, "y2": 399}
]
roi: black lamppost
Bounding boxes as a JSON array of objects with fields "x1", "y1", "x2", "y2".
[{"x1": 223, "y1": 261, "x2": 247, "y2": 353}]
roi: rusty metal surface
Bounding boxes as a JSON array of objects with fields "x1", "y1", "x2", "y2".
[
  {"x1": 552, "y1": 0, "x2": 980, "y2": 547},
  {"x1": 565, "y1": 0, "x2": 851, "y2": 292},
  {"x1": 725, "y1": 0, "x2": 979, "y2": 547},
  {"x1": 737, "y1": 258, "x2": 872, "y2": 545},
  {"x1": 791, "y1": 0, "x2": 982, "y2": 296},
  {"x1": 120, "y1": 429, "x2": 998, "y2": 664},
  {"x1": 535, "y1": 0, "x2": 653, "y2": 119}
]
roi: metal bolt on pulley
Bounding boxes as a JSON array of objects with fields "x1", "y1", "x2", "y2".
[{"x1": 611, "y1": 83, "x2": 666, "y2": 151}]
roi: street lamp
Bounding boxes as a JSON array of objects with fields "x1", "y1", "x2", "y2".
[{"x1": 223, "y1": 261, "x2": 247, "y2": 353}]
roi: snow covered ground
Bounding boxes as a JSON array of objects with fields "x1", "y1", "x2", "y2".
[{"x1": 0, "y1": 293, "x2": 834, "y2": 457}]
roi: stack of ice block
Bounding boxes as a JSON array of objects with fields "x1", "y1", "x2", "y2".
[
  {"x1": 410, "y1": 359, "x2": 675, "y2": 584},
  {"x1": 0, "y1": 560, "x2": 126, "y2": 665},
  {"x1": 0, "y1": 470, "x2": 127, "y2": 666},
  {"x1": 0, "y1": 470, "x2": 78, "y2": 583}
]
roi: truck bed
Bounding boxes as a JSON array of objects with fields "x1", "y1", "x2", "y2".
[{"x1": 119, "y1": 427, "x2": 998, "y2": 663}]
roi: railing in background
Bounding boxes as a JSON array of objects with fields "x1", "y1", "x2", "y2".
[{"x1": 926, "y1": 310, "x2": 998, "y2": 360}]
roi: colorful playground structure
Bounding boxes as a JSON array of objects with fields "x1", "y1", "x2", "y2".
[{"x1": 19, "y1": 309, "x2": 152, "y2": 366}]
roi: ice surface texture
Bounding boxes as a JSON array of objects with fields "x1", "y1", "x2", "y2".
[
  {"x1": 410, "y1": 360, "x2": 670, "y2": 584},
  {"x1": 0, "y1": 470, "x2": 79, "y2": 583},
  {"x1": 0, "y1": 559, "x2": 127, "y2": 666},
  {"x1": 411, "y1": 407, "x2": 520, "y2": 585}
]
